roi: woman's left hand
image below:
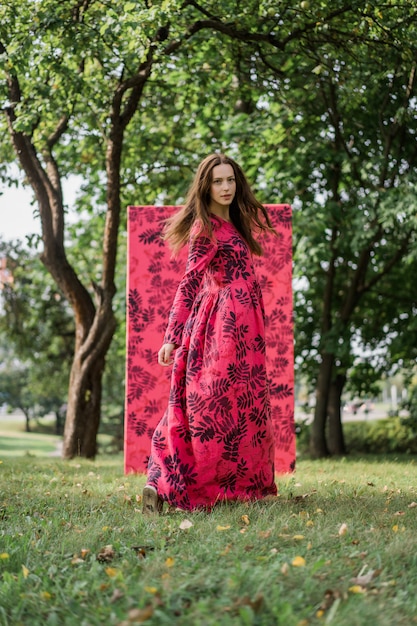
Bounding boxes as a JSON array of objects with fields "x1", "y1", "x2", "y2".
[{"x1": 158, "y1": 343, "x2": 177, "y2": 366}]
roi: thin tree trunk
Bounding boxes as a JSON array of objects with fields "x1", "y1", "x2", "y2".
[
  {"x1": 309, "y1": 352, "x2": 333, "y2": 458},
  {"x1": 62, "y1": 351, "x2": 109, "y2": 458},
  {"x1": 23, "y1": 410, "x2": 31, "y2": 433},
  {"x1": 327, "y1": 373, "x2": 346, "y2": 456}
]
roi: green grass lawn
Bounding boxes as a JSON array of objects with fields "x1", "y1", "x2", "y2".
[
  {"x1": 0, "y1": 430, "x2": 60, "y2": 457},
  {"x1": 1, "y1": 454, "x2": 417, "y2": 626}
]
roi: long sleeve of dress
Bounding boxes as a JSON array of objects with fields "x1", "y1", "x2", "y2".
[{"x1": 164, "y1": 225, "x2": 218, "y2": 346}]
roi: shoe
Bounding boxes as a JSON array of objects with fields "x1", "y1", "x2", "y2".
[{"x1": 142, "y1": 485, "x2": 163, "y2": 516}]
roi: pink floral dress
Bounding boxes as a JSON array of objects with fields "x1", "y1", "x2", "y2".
[{"x1": 146, "y1": 215, "x2": 277, "y2": 509}]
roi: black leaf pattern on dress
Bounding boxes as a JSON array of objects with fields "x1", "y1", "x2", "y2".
[
  {"x1": 180, "y1": 462, "x2": 198, "y2": 486},
  {"x1": 209, "y1": 394, "x2": 233, "y2": 417},
  {"x1": 227, "y1": 361, "x2": 250, "y2": 385},
  {"x1": 223, "y1": 311, "x2": 237, "y2": 338},
  {"x1": 188, "y1": 237, "x2": 213, "y2": 266},
  {"x1": 221, "y1": 410, "x2": 247, "y2": 462},
  {"x1": 248, "y1": 468, "x2": 270, "y2": 492},
  {"x1": 176, "y1": 422, "x2": 192, "y2": 443},
  {"x1": 152, "y1": 429, "x2": 166, "y2": 451},
  {"x1": 190, "y1": 421, "x2": 216, "y2": 443},
  {"x1": 237, "y1": 390, "x2": 254, "y2": 410},
  {"x1": 218, "y1": 470, "x2": 237, "y2": 493},
  {"x1": 147, "y1": 459, "x2": 161, "y2": 485},
  {"x1": 236, "y1": 458, "x2": 248, "y2": 478},
  {"x1": 208, "y1": 378, "x2": 231, "y2": 398},
  {"x1": 187, "y1": 391, "x2": 207, "y2": 415},
  {"x1": 248, "y1": 406, "x2": 268, "y2": 428},
  {"x1": 253, "y1": 334, "x2": 266, "y2": 353},
  {"x1": 251, "y1": 429, "x2": 267, "y2": 448},
  {"x1": 249, "y1": 364, "x2": 266, "y2": 390},
  {"x1": 234, "y1": 287, "x2": 251, "y2": 306}
]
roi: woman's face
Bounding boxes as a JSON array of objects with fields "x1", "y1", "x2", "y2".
[{"x1": 209, "y1": 163, "x2": 236, "y2": 211}]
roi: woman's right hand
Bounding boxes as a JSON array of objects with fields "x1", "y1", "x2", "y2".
[{"x1": 158, "y1": 343, "x2": 177, "y2": 366}]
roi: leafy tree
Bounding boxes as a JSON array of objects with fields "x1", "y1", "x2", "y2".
[
  {"x1": 2, "y1": 0, "x2": 417, "y2": 462},
  {"x1": 0, "y1": 0, "x2": 217, "y2": 458},
  {"x1": 0, "y1": 239, "x2": 73, "y2": 432},
  {"x1": 255, "y1": 2, "x2": 417, "y2": 456},
  {"x1": 1, "y1": 0, "x2": 354, "y2": 458}
]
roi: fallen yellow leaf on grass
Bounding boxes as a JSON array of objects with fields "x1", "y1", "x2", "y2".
[
  {"x1": 40, "y1": 591, "x2": 52, "y2": 600},
  {"x1": 241, "y1": 514, "x2": 250, "y2": 525},
  {"x1": 0, "y1": 553, "x2": 9, "y2": 560},
  {"x1": 293, "y1": 535, "x2": 305, "y2": 540},
  {"x1": 349, "y1": 585, "x2": 365, "y2": 594},
  {"x1": 292, "y1": 556, "x2": 306, "y2": 567},
  {"x1": 306, "y1": 520, "x2": 314, "y2": 527},
  {"x1": 21, "y1": 565, "x2": 29, "y2": 579},
  {"x1": 216, "y1": 525, "x2": 231, "y2": 531},
  {"x1": 144, "y1": 586, "x2": 158, "y2": 594},
  {"x1": 105, "y1": 567, "x2": 119, "y2": 578},
  {"x1": 392, "y1": 524, "x2": 399, "y2": 533},
  {"x1": 165, "y1": 557, "x2": 175, "y2": 568}
]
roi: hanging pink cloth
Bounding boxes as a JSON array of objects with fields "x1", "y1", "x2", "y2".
[{"x1": 125, "y1": 205, "x2": 295, "y2": 508}]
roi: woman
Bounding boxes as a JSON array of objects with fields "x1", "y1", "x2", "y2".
[{"x1": 142, "y1": 153, "x2": 278, "y2": 513}]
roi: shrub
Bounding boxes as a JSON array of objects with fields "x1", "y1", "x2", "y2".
[{"x1": 295, "y1": 416, "x2": 417, "y2": 456}]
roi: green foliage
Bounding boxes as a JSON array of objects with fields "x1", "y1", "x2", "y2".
[
  {"x1": 344, "y1": 418, "x2": 417, "y2": 455},
  {"x1": 1, "y1": 456, "x2": 417, "y2": 625},
  {"x1": 2, "y1": 0, "x2": 417, "y2": 455},
  {"x1": 0, "y1": 240, "x2": 73, "y2": 427},
  {"x1": 297, "y1": 417, "x2": 417, "y2": 456}
]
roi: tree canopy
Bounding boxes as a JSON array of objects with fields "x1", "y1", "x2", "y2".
[{"x1": 1, "y1": 0, "x2": 417, "y2": 458}]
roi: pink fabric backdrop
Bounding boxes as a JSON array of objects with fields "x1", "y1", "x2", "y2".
[{"x1": 124, "y1": 205, "x2": 295, "y2": 475}]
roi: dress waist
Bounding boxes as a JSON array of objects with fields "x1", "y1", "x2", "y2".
[{"x1": 202, "y1": 277, "x2": 257, "y2": 293}]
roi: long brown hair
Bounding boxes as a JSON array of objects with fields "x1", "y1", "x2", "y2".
[{"x1": 162, "y1": 153, "x2": 277, "y2": 255}]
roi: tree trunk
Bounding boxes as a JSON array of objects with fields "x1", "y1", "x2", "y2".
[
  {"x1": 23, "y1": 410, "x2": 31, "y2": 433},
  {"x1": 309, "y1": 352, "x2": 334, "y2": 458},
  {"x1": 62, "y1": 349, "x2": 109, "y2": 458},
  {"x1": 327, "y1": 372, "x2": 346, "y2": 456}
]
